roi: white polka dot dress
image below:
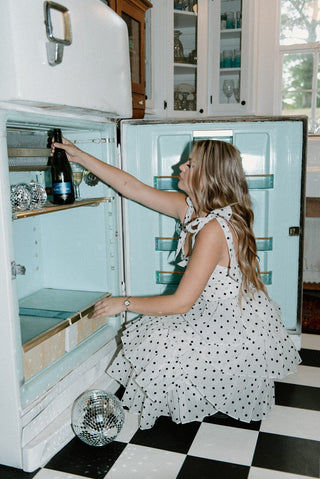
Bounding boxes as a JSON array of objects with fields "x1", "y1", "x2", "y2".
[{"x1": 108, "y1": 198, "x2": 301, "y2": 429}]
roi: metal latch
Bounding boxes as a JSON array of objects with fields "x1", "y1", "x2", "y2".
[
  {"x1": 11, "y1": 261, "x2": 26, "y2": 280},
  {"x1": 44, "y1": 1, "x2": 72, "y2": 66},
  {"x1": 289, "y1": 226, "x2": 300, "y2": 236}
]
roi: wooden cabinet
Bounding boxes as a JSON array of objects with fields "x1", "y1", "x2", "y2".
[{"x1": 108, "y1": 0, "x2": 152, "y2": 118}]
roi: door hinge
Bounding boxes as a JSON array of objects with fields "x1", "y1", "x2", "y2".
[
  {"x1": 11, "y1": 261, "x2": 26, "y2": 280},
  {"x1": 164, "y1": 100, "x2": 167, "y2": 110},
  {"x1": 289, "y1": 226, "x2": 300, "y2": 236}
]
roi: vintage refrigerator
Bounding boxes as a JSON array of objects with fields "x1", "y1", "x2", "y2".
[{"x1": 0, "y1": 0, "x2": 306, "y2": 473}]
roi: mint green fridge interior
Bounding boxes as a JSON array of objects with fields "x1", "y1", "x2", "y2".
[{"x1": 121, "y1": 117, "x2": 307, "y2": 336}]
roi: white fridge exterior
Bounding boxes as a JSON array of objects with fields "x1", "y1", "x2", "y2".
[
  {"x1": 0, "y1": 0, "x2": 132, "y2": 117},
  {"x1": 0, "y1": 1, "x2": 307, "y2": 474},
  {"x1": 0, "y1": 0, "x2": 132, "y2": 471}
]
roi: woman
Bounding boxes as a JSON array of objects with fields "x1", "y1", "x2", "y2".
[{"x1": 53, "y1": 138, "x2": 300, "y2": 428}]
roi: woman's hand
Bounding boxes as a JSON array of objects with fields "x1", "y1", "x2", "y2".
[
  {"x1": 51, "y1": 136, "x2": 84, "y2": 164},
  {"x1": 92, "y1": 296, "x2": 125, "y2": 319}
]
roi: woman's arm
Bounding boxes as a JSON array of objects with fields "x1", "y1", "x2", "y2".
[
  {"x1": 92, "y1": 219, "x2": 227, "y2": 318},
  {"x1": 53, "y1": 138, "x2": 187, "y2": 220}
]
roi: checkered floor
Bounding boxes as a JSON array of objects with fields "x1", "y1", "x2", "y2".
[{"x1": 1, "y1": 333, "x2": 319, "y2": 479}]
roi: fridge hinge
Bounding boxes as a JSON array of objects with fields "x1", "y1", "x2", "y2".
[
  {"x1": 289, "y1": 226, "x2": 300, "y2": 236},
  {"x1": 11, "y1": 261, "x2": 26, "y2": 280}
]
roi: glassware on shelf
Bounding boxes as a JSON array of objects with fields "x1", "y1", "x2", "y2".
[
  {"x1": 221, "y1": 12, "x2": 227, "y2": 29},
  {"x1": 222, "y1": 79, "x2": 235, "y2": 103},
  {"x1": 188, "y1": 49, "x2": 197, "y2": 64},
  {"x1": 174, "y1": 30, "x2": 184, "y2": 62},
  {"x1": 233, "y1": 86, "x2": 240, "y2": 103},
  {"x1": 222, "y1": 50, "x2": 233, "y2": 68},
  {"x1": 234, "y1": 48, "x2": 241, "y2": 67},
  {"x1": 71, "y1": 163, "x2": 84, "y2": 200},
  {"x1": 236, "y1": 11, "x2": 241, "y2": 28},
  {"x1": 226, "y1": 11, "x2": 235, "y2": 29}
]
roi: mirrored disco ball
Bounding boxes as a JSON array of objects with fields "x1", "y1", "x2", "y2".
[
  {"x1": 71, "y1": 390, "x2": 125, "y2": 447},
  {"x1": 10, "y1": 184, "x2": 31, "y2": 211},
  {"x1": 27, "y1": 183, "x2": 47, "y2": 209}
]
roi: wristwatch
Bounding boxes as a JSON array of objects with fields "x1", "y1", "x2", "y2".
[{"x1": 124, "y1": 297, "x2": 131, "y2": 311}]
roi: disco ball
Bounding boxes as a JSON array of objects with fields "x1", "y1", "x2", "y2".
[
  {"x1": 10, "y1": 184, "x2": 31, "y2": 211},
  {"x1": 71, "y1": 390, "x2": 125, "y2": 447}
]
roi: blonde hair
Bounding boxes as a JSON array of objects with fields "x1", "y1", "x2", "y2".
[{"x1": 190, "y1": 139, "x2": 267, "y2": 296}]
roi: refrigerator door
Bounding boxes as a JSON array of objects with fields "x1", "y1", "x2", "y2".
[
  {"x1": 0, "y1": 0, "x2": 131, "y2": 117},
  {"x1": 121, "y1": 117, "x2": 306, "y2": 334}
]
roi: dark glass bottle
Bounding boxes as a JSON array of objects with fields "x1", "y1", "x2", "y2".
[{"x1": 51, "y1": 128, "x2": 75, "y2": 205}]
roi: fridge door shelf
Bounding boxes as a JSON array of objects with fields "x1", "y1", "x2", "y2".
[
  {"x1": 155, "y1": 236, "x2": 273, "y2": 252},
  {"x1": 154, "y1": 174, "x2": 274, "y2": 190},
  {"x1": 156, "y1": 270, "x2": 273, "y2": 285},
  {"x1": 12, "y1": 197, "x2": 112, "y2": 220}
]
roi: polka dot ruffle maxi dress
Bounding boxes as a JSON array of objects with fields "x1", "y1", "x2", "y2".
[{"x1": 108, "y1": 198, "x2": 301, "y2": 429}]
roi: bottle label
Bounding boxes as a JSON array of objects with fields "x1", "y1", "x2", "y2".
[{"x1": 53, "y1": 182, "x2": 72, "y2": 195}]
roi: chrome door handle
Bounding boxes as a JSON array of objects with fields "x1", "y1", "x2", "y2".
[{"x1": 44, "y1": 1, "x2": 72, "y2": 66}]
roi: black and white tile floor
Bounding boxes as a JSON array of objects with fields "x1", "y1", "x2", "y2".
[{"x1": 1, "y1": 333, "x2": 319, "y2": 479}]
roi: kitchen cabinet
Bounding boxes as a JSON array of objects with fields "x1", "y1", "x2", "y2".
[
  {"x1": 146, "y1": 0, "x2": 255, "y2": 118},
  {"x1": 207, "y1": 0, "x2": 255, "y2": 115},
  {"x1": 166, "y1": 0, "x2": 209, "y2": 117},
  {"x1": 109, "y1": 0, "x2": 152, "y2": 118}
]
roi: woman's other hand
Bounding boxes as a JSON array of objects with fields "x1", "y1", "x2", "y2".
[{"x1": 92, "y1": 296, "x2": 125, "y2": 319}]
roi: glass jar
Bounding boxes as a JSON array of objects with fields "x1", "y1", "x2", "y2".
[{"x1": 174, "y1": 30, "x2": 184, "y2": 62}]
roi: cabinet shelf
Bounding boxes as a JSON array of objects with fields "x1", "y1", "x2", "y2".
[
  {"x1": 12, "y1": 197, "x2": 111, "y2": 220},
  {"x1": 220, "y1": 28, "x2": 242, "y2": 37},
  {"x1": 220, "y1": 67, "x2": 241, "y2": 73},
  {"x1": 174, "y1": 10, "x2": 197, "y2": 28},
  {"x1": 174, "y1": 62, "x2": 197, "y2": 69}
]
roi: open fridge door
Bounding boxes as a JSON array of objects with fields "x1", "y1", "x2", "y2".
[{"x1": 120, "y1": 117, "x2": 306, "y2": 341}]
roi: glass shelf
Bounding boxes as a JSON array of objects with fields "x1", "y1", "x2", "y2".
[
  {"x1": 154, "y1": 175, "x2": 274, "y2": 190},
  {"x1": 12, "y1": 196, "x2": 111, "y2": 220},
  {"x1": 20, "y1": 288, "x2": 110, "y2": 351}
]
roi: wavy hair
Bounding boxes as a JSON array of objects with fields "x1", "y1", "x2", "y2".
[{"x1": 189, "y1": 139, "x2": 267, "y2": 296}]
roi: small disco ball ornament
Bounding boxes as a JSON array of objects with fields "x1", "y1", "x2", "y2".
[
  {"x1": 27, "y1": 183, "x2": 47, "y2": 209},
  {"x1": 10, "y1": 184, "x2": 31, "y2": 212},
  {"x1": 71, "y1": 390, "x2": 125, "y2": 447}
]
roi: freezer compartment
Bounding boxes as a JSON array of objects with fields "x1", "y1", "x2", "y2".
[{"x1": 0, "y1": 0, "x2": 131, "y2": 117}]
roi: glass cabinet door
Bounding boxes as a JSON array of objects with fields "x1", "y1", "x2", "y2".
[
  {"x1": 219, "y1": 0, "x2": 242, "y2": 106},
  {"x1": 166, "y1": 1, "x2": 207, "y2": 117},
  {"x1": 208, "y1": 0, "x2": 252, "y2": 115},
  {"x1": 173, "y1": 1, "x2": 198, "y2": 113}
]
